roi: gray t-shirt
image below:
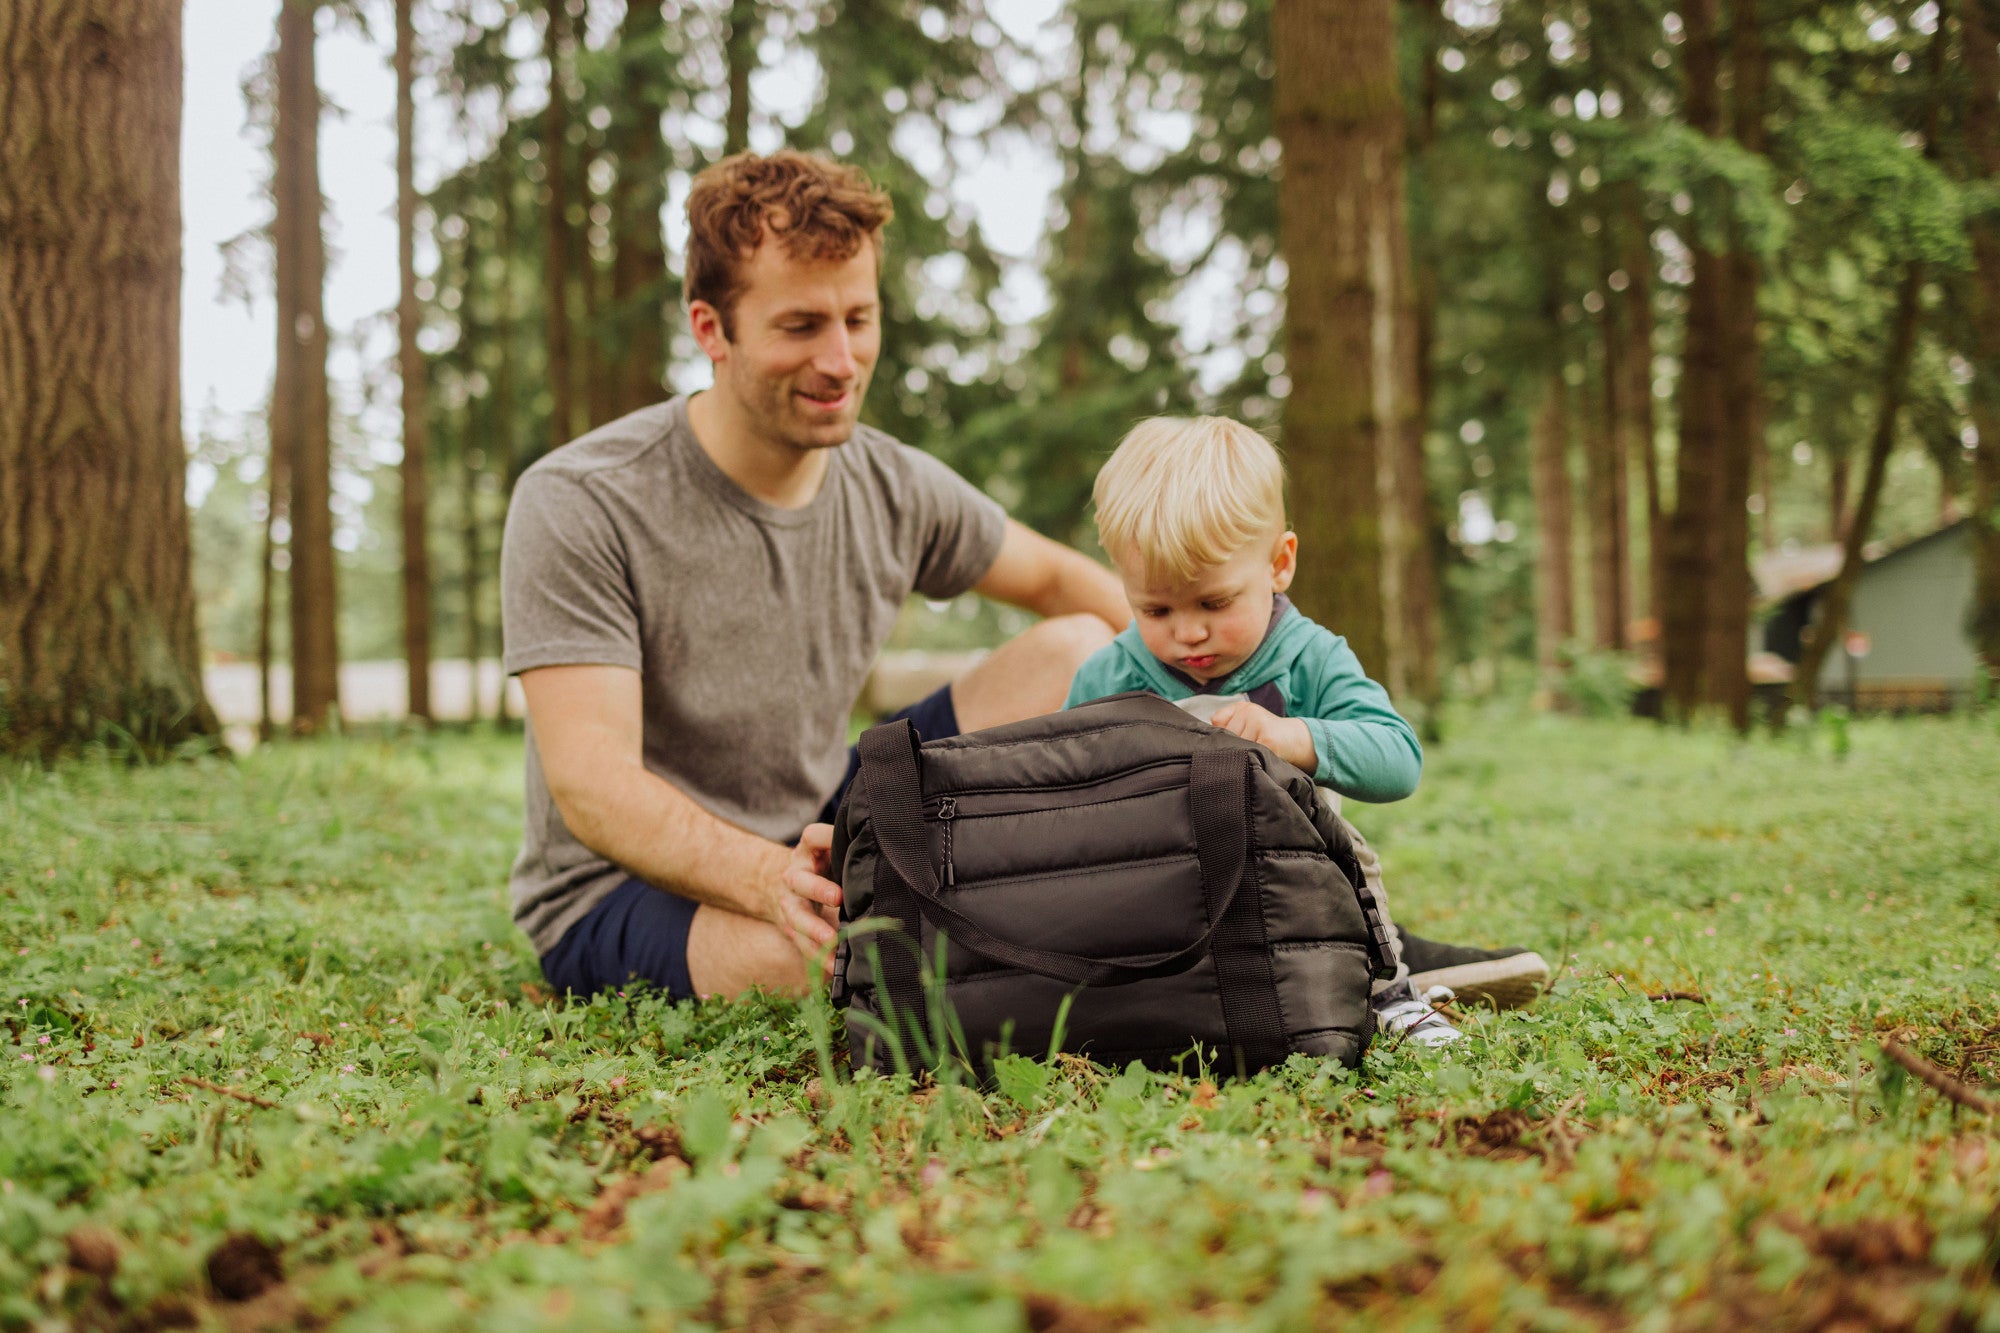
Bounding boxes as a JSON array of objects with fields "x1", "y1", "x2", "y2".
[{"x1": 500, "y1": 396, "x2": 1007, "y2": 954}]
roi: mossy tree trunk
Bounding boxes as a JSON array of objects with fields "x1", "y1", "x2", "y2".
[{"x1": 0, "y1": 1, "x2": 218, "y2": 758}]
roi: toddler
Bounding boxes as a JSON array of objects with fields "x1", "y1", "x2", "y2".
[{"x1": 1064, "y1": 416, "x2": 1460, "y2": 1046}]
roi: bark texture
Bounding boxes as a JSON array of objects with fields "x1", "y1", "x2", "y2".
[
  {"x1": 611, "y1": 0, "x2": 667, "y2": 415},
  {"x1": 0, "y1": 1, "x2": 218, "y2": 757},
  {"x1": 1661, "y1": 0, "x2": 1726, "y2": 722},
  {"x1": 542, "y1": 0, "x2": 578, "y2": 449},
  {"x1": 1966, "y1": 0, "x2": 2000, "y2": 674},
  {"x1": 724, "y1": 1, "x2": 758, "y2": 158},
  {"x1": 1621, "y1": 192, "x2": 1664, "y2": 626},
  {"x1": 1589, "y1": 237, "x2": 1631, "y2": 652},
  {"x1": 396, "y1": 0, "x2": 432, "y2": 721},
  {"x1": 275, "y1": 0, "x2": 339, "y2": 732},
  {"x1": 1532, "y1": 365, "x2": 1577, "y2": 680},
  {"x1": 1702, "y1": 0, "x2": 1767, "y2": 730},
  {"x1": 1273, "y1": 0, "x2": 1409, "y2": 682}
]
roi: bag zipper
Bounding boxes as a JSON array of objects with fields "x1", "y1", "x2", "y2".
[
  {"x1": 920, "y1": 758, "x2": 1188, "y2": 819},
  {"x1": 937, "y1": 797, "x2": 956, "y2": 886},
  {"x1": 923, "y1": 759, "x2": 1189, "y2": 888}
]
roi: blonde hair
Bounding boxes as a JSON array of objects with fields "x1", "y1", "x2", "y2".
[{"x1": 1093, "y1": 416, "x2": 1288, "y2": 582}]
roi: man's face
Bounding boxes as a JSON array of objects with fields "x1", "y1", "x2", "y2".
[{"x1": 697, "y1": 240, "x2": 882, "y2": 452}]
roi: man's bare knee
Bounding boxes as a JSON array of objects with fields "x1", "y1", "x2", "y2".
[
  {"x1": 685, "y1": 905, "x2": 815, "y2": 999},
  {"x1": 1030, "y1": 612, "x2": 1118, "y2": 671}
]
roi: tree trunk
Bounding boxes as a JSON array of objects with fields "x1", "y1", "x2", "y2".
[
  {"x1": 1532, "y1": 364, "x2": 1577, "y2": 684},
  {"x1": 1621, "y1": 190, "x2": 1665, "y2": 627},
  {"x1": 1273, "y1": 0, "x2": 1406, "y2": 681},
  {"x1": 1791, "y1": 264, "x2": 1926, "y2": 709},
  {"x1": 275, "y1": 0, "x2": 339, "y2": 733},
  {"x1": 1829, "y1": 450, "x2": 1850, "y2": 542},
  {"x1": 1589, "y1": 235, "x2": 1630, "y2": 651},
  {"x1": 1965, "y1": 0, "x2": 2000, "y2": 675},
  {"x1": 1701, "y1": 0, "x2": 1768, "y2": 730},
  {"x1": 1394, "y1": 0, "x2": 1445, "y2": 720},
  {"x1": 0, "y1": 2, "x2": 218, "y2": 758},
  {"x1": 1661, "y1": 0, "x2": 1726, "y2": 722},
  {"x1": 611, "y1": 0, "x2": 667, "y2": 415},
  {"x1": 542, "y1": 0, "x2": 578, "y2": 448},
  {"x1": 257, "y1": 433, "x2": 288, "y2": 742},
  {"x1": 724, "y1": 0, "x2": 758, "y2": 157},
  {"x1": 396, "y1": 0, "x2": 433, "y2": 723}
]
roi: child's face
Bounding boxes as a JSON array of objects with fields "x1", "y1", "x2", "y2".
[{"x1": 1117, "y1": 532, "x2": 1298, "y2": 683}]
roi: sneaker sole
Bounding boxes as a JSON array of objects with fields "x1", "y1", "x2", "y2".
[{"x1": 1407, "y1": 953, "x2": 1549, "y2": 1011}]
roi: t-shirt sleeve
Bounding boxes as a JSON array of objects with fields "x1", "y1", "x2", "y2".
[
  {"x1": 897, "y1": 445, "x2": 1008, "y2": 600},
  {"x1": 500, "y1": 471, "x2": 644, "y2": 676}
]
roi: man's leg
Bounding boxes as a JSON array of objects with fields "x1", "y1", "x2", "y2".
[
  {"x1": 686, "y1": 905, "x2": 815, "y2": 999},
  {"x1": 949, "y1": 613, "x2": 1116, "y2": 732}
]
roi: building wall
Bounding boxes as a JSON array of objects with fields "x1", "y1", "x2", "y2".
[{"x1": 1817, "y1": 525, "x2": 1977, "y2": 691}]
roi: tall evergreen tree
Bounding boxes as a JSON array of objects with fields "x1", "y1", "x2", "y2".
[
  {"x1": 0, "y1": 0, "x2": 218, "y2": 757},
  {"x1": 1273, "y1": 0, "x2": 1410, "y2": 681},
  {"x1": 397, "y1": 0, "x2": 434, "y2": 722},
  {"x1": 274, "y1": 0, "x2": 340, "y2": 732}
]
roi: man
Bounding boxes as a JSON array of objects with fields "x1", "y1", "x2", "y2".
[{"x1": 501, "y1": 151, "x2": 1130, "y2": 1002}]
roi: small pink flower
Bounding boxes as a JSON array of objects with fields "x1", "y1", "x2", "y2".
[
  {"x1": 338, "y1": 1022, "x2": 349, "y2": 1029},
  {"x1": 129, "y1": 939, "x2": 142, "y2": 948},
  {"x1": 108, "y1": 1080, "x2": 119, "y2": 1089},
  {"x1": 15, "y1": 999, "x2": 24, "y2": 1007},
  {"x1": 1783, "y1": 1027, "x2": 1797, "y2": 1036},
  {"x1": 37, "y1": 1036, "x2": 49, "y2": 1046},
  {"x1": 498, "y1": 1048, "x2": 509, "y2": 1058},
  {"x1": 1703, "y1": 926, "x2": 1717, "y2": 937},
  {"x1": 609, "y1": 1076, "x2": 626, "y2": 1089},
  {"x1": 18, "y1": 1053, "x2": 30, "y2": 1062},
  {"x1": 341, "y1": 1064, "x2": 356, "y2": 1073},
  {"x1": 1362, "y1": 1170, "x2": 1394, "y2": 1198}
]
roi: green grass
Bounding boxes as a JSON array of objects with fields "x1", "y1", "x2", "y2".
[{"x1": 3, "y1": 710, "x2": 1999, "y2": 1330}]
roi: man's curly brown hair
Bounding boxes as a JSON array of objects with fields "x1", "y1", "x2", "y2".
[{"x1": 685, "y1": 151, "x2": 894, "y2": 338}]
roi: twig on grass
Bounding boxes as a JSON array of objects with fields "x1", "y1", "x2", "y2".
[
  {"x1": 1648, "y1": 991, "x2": 1709, "y2": 1004},
  {"x1": 1879, "y1": 1037, "x2": 1998, "y2": 1115},
  {"x1": 181, "y1": 1076, "x2": 280, "y2": 1109}
]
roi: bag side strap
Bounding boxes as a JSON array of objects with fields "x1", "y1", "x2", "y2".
[{"x1": 857, "y1": 719, "x2": 1254, "y2": 989}]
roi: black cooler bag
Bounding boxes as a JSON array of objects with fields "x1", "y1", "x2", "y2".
[{"x1": 829, "y1": 691, "x2": 1394, "y2": 1076}]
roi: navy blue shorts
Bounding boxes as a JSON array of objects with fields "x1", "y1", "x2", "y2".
[{"x1": 538, "y1": 683, "x2": 961, "y2": 1002}]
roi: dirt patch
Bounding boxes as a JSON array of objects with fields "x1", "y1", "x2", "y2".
[
  {"x1": 580, "y1": 1156, "x2": 691, "y2": 1241},
  {"x1": 206, "y1": 1233, "x2": 283, "y2": 1302}
]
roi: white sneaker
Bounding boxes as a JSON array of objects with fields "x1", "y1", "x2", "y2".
[{"x1": 1372, "y1": 984, "x2": 1463, "y2": 1048}]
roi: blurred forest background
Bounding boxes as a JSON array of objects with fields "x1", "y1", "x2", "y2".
[{"x1": 5, "y1": 0, "x2": 1999, "y2": 755}]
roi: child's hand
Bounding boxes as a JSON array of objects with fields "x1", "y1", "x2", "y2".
[{"x1": 1208, "y1": 701, "x2": 1317, "y2": 773}]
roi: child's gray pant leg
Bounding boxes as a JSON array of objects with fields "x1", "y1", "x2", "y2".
[{"x1": 1315, "y1": 788, "x2": 1410, "y2": 994}]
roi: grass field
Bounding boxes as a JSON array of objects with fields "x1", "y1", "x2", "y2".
[{"x1": 4, "y1": 710, "x2": 1999, "y2": 1330}]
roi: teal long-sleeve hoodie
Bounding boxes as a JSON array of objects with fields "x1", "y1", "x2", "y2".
[{"x1": 1061, "y1": 602, "x2": 1424, "y2": 803}]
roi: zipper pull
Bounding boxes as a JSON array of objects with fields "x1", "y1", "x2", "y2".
[{"x1": 937, "y1": 798, "x2": 956, "y2": 886}]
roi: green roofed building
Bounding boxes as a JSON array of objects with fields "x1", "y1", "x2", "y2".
[{"x1": 1763, "y1": 519, "x2": 1980, "y2": 711}]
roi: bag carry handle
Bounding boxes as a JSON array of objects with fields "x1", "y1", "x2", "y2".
[{"x1": 857, "y1": 718, "x2": 1252, "y2": 988}]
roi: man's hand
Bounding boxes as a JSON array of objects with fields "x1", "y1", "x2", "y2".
[
  {"x1": 766, "y1": 823, "x2": 843, "y2": 972},
  {"x1": 1209, "y1": 700, "x2": 1317, "y2": 773}
]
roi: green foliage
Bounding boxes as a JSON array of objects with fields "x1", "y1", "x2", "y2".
[{"x1": 5, "y1": 717, "x2": 2000, "y2": 1324}]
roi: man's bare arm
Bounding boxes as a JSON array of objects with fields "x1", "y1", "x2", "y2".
[
  {"x1": 518, "y1": 663, "x2": 841, "y2": 959},
  {"x1": 974, "y1": 518, "x2": 1131, "y2": 631}
]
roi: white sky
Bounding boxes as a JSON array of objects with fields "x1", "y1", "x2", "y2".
[{"x1": 179, "y1": 0, "x2": 1074, "y2": 449}]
